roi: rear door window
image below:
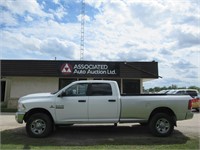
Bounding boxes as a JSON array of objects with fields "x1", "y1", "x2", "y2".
[{"x1": 89, "y1": 83, "x2": 112, "y2": 96}]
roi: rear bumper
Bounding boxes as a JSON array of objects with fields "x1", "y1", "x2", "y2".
[
  {"x1": 185, "y1": 111, "x2": 194, "y2": 120},
  {"x1": 15, "y1": 112, "x2": 25, "y2": 124}
]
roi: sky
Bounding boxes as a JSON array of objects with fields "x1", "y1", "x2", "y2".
[{"x1": 0, "y1": 0, "x2": 199, "y2": 88}]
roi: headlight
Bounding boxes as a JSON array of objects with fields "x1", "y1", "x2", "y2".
[{"x1": 18, "y1": 103, "x2": 26, "y2": 111}]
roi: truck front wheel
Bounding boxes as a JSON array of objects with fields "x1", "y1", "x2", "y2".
[
  {"x1": 26, "y1": 113, "x2": 53, "y2": 138},
  {"x1": 149, "y1": 113, "x2": 174, "y2": 137}
]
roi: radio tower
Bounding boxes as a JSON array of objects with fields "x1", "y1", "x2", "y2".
[{"x1": 80, "y1": 0, "x2": 85, "y2": 60}]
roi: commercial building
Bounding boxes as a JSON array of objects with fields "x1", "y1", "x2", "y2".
[{"x1": 1, "y1": 60, "x2": 159, "y2": 108}]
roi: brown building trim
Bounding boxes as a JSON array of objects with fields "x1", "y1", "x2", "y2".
[{"x1": 1, "y1": 60, "x2": 158, "y2": 78}]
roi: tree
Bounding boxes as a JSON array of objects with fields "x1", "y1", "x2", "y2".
[{"x1": 188, "y1": 86, "x2": 200, "y2": 92}]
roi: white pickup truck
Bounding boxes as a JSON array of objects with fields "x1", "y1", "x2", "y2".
[{"x1": 15, "y1": 80, "x2": 194, "y2": 138}]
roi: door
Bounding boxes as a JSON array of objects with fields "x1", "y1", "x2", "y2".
[
  {"x1": 55, "y1": 83, "x2": 89, "y2": 123},
  {"x1": 88, "y1": 83, "x2": 119, "y2": 122},
  {"x1": 1, "y1": 81, "x2": 6, "y2": 102},
  {"x1": 123, "y1": 79, "x2": 140, "y2": 94}
]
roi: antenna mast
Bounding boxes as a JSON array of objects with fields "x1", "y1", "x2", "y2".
[{"x1": 80, "y1": 0, "x2": 85, "y2": 60}]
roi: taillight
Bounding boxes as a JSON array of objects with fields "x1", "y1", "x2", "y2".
[
  {"x1": 188, "y1": 99, "x2": 193, "y2": 110},
  {"x1": 192, "y1": 98, "x2": 200, "y2": 103}
]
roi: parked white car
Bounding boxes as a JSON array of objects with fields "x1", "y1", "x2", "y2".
[
  {"x1": 166, "y1": 89, "x2": 198, "y2": 97},
  {"x1": 166, "y1": 89, "x2": 199, "y2": 111}
]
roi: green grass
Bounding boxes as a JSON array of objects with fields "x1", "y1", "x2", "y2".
[
  {"x1": 0, "y1": 104, "x2": 17, "y2": 112},
  {"x1": 1, "y1": 125, "x2": 199, "y2": 150},
  {"x1": 1, "y1": 138, "x2": 199, "y2": 150},
  {"x1": 0, "y1": 108, "x2": 17, "y2": 112},
  {"x1": 1, "y1": 142, "x2": 199, "y2": 150}
]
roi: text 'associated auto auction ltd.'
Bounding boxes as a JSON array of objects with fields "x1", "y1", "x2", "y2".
[{"x1": 61, "y1": 63, "x2": 119, "y2": 76}]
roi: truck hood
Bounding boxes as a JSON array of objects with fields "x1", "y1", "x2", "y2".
[{"x1": 19, "y1": 93, "x2": 54, "y2": 102}]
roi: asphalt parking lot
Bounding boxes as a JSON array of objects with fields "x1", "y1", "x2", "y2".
[{"x1": 0, "y1": 111, "x2": 199, "y2": 138}]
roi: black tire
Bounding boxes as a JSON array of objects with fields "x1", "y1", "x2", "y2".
[
  {"x1": 26, "y1": 113, "x2": 53, "y2": 138},
  {"x1": 149, "y1": 113, "x2": 174, "y2": 137}
]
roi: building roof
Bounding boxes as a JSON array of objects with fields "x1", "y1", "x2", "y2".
[{"x1": 1, "y1": 60, "x2": 159, "y2": 79}]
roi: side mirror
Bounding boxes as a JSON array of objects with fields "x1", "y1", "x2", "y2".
[{"x1": 58, "y1": 91, "x2": 66, "y2": 97}]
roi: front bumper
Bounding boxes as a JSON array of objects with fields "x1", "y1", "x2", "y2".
[
  {"x1": 185, "y1": 111, "x2": 194, "y2": 120},
  {"x1": 15, "y1": 112, "x2": 25, "y2": 124}
]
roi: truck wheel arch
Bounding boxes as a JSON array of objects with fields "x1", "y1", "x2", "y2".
[
  {"x1": 24, "y1": 108, "x2": 54, "y2": 124},
  {"x1": 149, "y1": 107, "x2": 177, "y2": 126}
]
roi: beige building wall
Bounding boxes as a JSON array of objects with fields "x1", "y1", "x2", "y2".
[{"x1": 7, "y1": 77, "x2": 59, "y2": 108}]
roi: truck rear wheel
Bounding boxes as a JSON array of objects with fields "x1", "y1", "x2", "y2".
[
  {"x1": 149, "y1": 113, "x2": 174, "y2": 137},
  {"x1": 26, "y1": 113, "x2": 53, "y2": 138}
]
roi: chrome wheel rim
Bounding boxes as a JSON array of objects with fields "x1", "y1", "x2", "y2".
[
  {"x1": 156, "y1": 118, "x2": 170, "y2": 134},
  {"x1": 31, "y1": 119, "x2": 46, "y2": 135}
]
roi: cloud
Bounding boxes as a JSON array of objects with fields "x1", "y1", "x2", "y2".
[
  {"x1": 0, "y1": 11, "x2": 18, "y2": 26},
  {"x1": 170, "y1": 30, "x2": 200, "y2": 49},
  {"x1": 172, "y1": 60, "x2": 196, "y2": 69},
  {"x1": 130, "y1": 3, "x2": 164, "y2": 28},
  {"x1": 0, "y1": 0, "x2": 53, "y2": 28},
  {"x1": 144, "y1": 77, "x2": 190, "y2": 89},
  {"x1": 49, "y1": 4, "x2": 68, "y2": 20},
  {"x1": 0, "y1": 0, "x2": 51, "y2": 17},
  {"x1": 116, "y1": 49, "x2": 149, "y2": 61},
  {"x1": 77, "y1": 14, "x2": 91, "y2": 22},
  {"x1": 40, "y1": 38, "x2": 77, "y2": 59},
  {"x1": 185, "y1": 71, "x2": 198, "y2": 78},
  {"x1": 1, "y1": 0, "x2": 199, "y2": 88},
  {"x1": 0, "y1": 31, "x2": 78, "y2": 60},
  {"x1": 176, "y1": 16, "x2": 199, "y2": 26},
  {"x1": 25, "y1": 15, "x2": 34, "y2": 22},
  {"x1": 159, "y1": 49, "x2": 172, "y2": 56},
  {"x1": 170, "y1": 59, "x2": 198, "y2": 80},
  {"x1": 53, "y1": 0, "x2": 60, "y2": 4}
]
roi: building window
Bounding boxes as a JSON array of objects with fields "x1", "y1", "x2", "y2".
[{"x1": 123, "y1": 79, "x2": 140, "y2": 94}]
